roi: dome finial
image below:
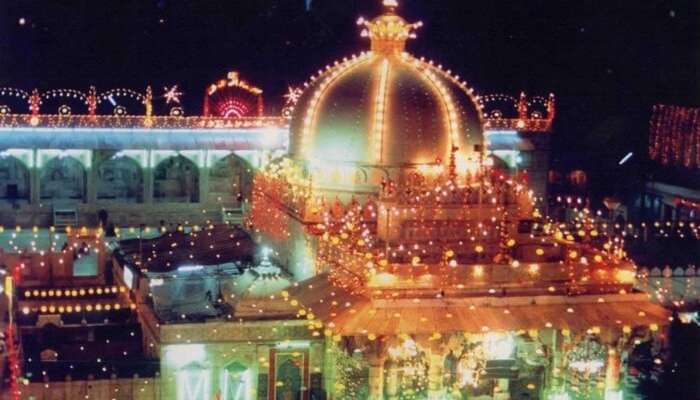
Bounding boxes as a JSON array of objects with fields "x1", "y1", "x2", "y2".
[
  {"x1": 357, "y1": 1, "x2": 423, "y2": 55},
  {"x1": 383, "y1": 0, "x2": 399, "y2": 10}
]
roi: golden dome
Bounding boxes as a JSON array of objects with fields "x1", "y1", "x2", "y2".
[{"x1": 289, "y1": 2, "x2": 484, "y2": 168}]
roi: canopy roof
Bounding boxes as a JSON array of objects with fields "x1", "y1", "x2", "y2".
[{"x1": 275, "y1": 273, "x2": 670, "y2": 336}]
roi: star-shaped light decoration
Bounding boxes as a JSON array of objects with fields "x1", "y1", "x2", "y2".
[
  {"x1": 283, "y1": 86, "x2": 303, "y2": 107},
  {"x1": 163, "y1": 85, "x2": 183, "y2": 104}
]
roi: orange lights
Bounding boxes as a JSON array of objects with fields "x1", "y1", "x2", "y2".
[
  {"x1": 528, "y1": 264, "x2": 540, "y2": 275},
  {"x1": 23, "y1": 285, "x2": 126, "y2": 300},
  {"x1": 21, "y1": 302, "x2": 131, "y2": 314},
  {"x1": 614, "y1": 269, "x2": 636, "y2": 284},
  {"x1": 372, "y1": 58, "x2": 391, "y2": 163}
]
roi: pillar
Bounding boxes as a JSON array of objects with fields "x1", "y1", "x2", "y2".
[
  {"x1": 143, "y1": 166, "x2": 154, "y2": 204},
  {"x1": 86, "y1": 153, "x2": 98, "y2": 205},
  {"x1": 198, "y1": 166, "x2": 210, "y2": 204},
  {"x1": 604, "y1": 348, "x2": 621, "y2": 393},
  {"x1": 385, "y1": 362, "x2": 399, "y2": 400},
  {"x1": 30, "y1": 149, "x2": 40, "y2": 206},
  {"x1": 427, "y1": 352, "x2": 445, "y2": 399},
  {"x1": 367, "y1": 357, "x2": 386, "y2": 400}
]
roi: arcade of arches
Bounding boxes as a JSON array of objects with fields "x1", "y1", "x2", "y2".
[{"x1": 0, "y1": 149, "x2": 256, "y2": 226}]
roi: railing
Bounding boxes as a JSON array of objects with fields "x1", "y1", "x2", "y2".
[
  {"x1": 484, "y1": 117, "x2": 553, "y2": 132},
  {"x1": 0, "y1": 114, "x2": 288, "y2": 129}
]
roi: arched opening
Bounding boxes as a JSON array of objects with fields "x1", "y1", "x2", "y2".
[
  {"x1": 154, "y1": 155, "x2": 199, "y2": 203},
  {"x1": 0, "y1": 155, "x2": 30, "y2": 203},
  {"x1": 40, "y1": 156, "x2": 86, "y2": 201},
  {"x1": 96, "y1": 155, "x2": 144, "y2": 202},
  {"x1": 208, "y1": 154, "x2": 253, "y2": 205},
  {"x1": 177, "y1": 362, "x2": 211, "y2": 400},
  {"x1": 220, "y1": 361, "x2": 252, "y2": 400}
]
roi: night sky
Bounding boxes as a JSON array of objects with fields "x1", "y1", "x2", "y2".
[{"x1": 1, "y1": 0, "x2": 699, "y2": 175}]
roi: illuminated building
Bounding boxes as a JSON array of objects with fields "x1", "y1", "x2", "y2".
[
  {"x1": 0, "y1": 85, "x2": 286, "y2": 227},
  {"x1": 641, "y1": 104, "x2": 700, "y2": 222},
  {"x1": 149, "y1": 3, "x2": 665, "y2": 400},
  {"x1": 1, "y1": 2, "x2": 671, "y2": 400}
]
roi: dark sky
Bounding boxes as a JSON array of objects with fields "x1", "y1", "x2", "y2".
[{"x1": 1, "y1": 0, "x2": 699, "y2": 171}]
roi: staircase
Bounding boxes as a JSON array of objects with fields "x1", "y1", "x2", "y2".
[
  {"x1": 53, "y1": 203, "x2": 78, "y2": 228},
  {"x1": 221, "y1": 205, "x2": 245, "y2": 225}
]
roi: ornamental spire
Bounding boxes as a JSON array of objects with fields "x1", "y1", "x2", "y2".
[
  {"x1": 383, "y1": 0, "x2": 399, "y2": 10},
  {"x1": 357, "y1": 0, "x2": 423, "y2": 55}
]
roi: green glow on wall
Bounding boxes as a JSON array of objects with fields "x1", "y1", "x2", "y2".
[
  {"x1": 206, "y1": 150, "x2": 233, "y2": 168},
  {"x1": 605, "y1": 390, "x2": 623, "y2": 400},
  {"x1": 491, "y1": 149, "x2": 521, "y2": 169},
  {"x1": 176, "y1": 366, "x2": 211, "y2": 400},
  {"x1": 113, "y1": 150, "x2": 148, "y2": 168},
  {"x1": 37, "y1": 149, "x2": 92, "y2": 169},
  {"x1": 0, "y1": 149, "x2": 34, "y2": 168},
  {"x1": 163, "y1": 344, "x2": 207, "y2": 369},
  {"x1": 151, "y1": 150, "x2": 206, "y2": 168},
  {"x1": 275, "y1": 340, "x2": 311, "y2": 349},
  {"x1": 221, "y1": 363, "x2": 252, "y2": 400}
]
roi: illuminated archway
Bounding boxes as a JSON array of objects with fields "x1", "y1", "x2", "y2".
[
  {"x1": 177, "y1": 362, "x2": 211, "y2": 400},
  {"x1": 154, "y1": 155, "x2": 199, "y2": 203},
  {"x1": 96, "y1": 154, "x2": 144, "y2": 202},
  {"x1": 220, "y1": 361, "x2": 252, "y2": 400},
  {"x1": 208, "y1": 153, "x2": 253, "y2": 205},
  {"x1": 40, "y1": 156, "x2": 86, "y2": 201},
  {"x1": 0, "y1": 155, "x2": 30, "y2": 202}
]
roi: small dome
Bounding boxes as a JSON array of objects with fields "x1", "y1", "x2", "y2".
[{"x1": 289, "y1": 5, "x2": 484, "y2": 168}]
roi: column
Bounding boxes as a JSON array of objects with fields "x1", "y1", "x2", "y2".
[
  {"x1": 367, "y1": 356, "x2": 386, "y2": 400},
  {"x1": 385, "y1": 362, "x2": 399, "y2": 400},
  {"x1": 427, "y1": 352, "x2": 445, "y2": 399},
  {"x1": 30, "y1": 149, "x2": 40, "y2": 206},
  {"x1": 143, "y1": 162, "x2": 154, "y2": 205},
  {"x1": 198, "y1": 166, "x2": 210, "y2": 204},
  {"x1": 604, "y1": 348, "x2": 621, "y2": 396},
  {"x1": 86, "y1": 152, "x2": 98, "y2": 205}
]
